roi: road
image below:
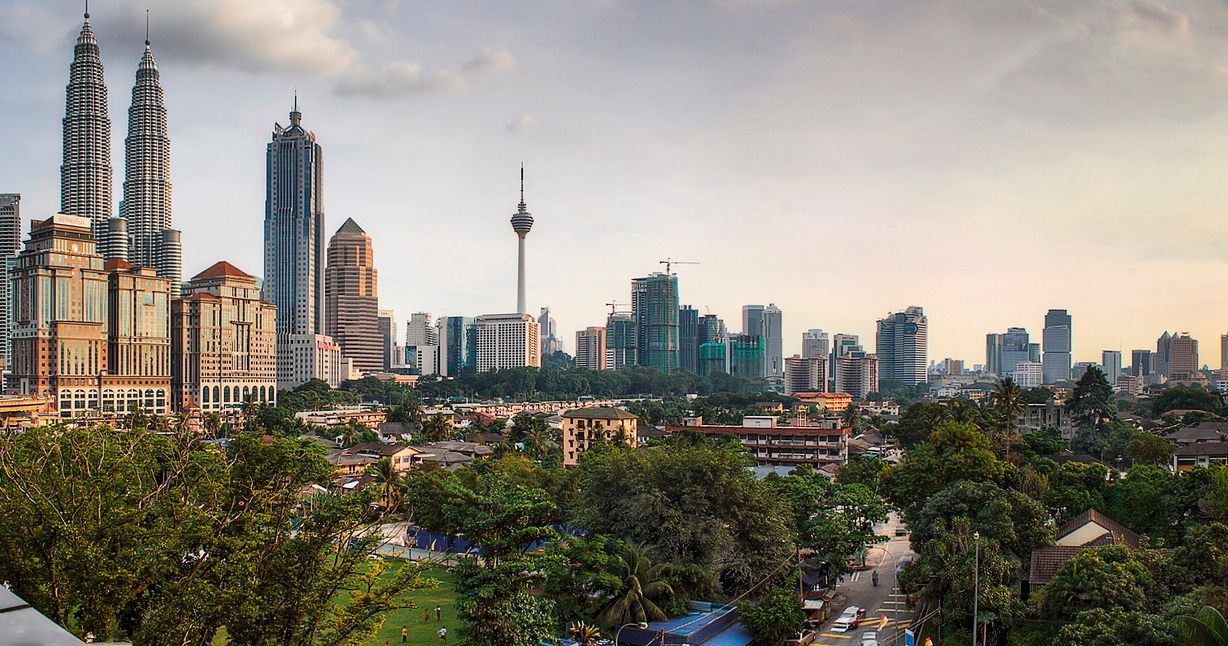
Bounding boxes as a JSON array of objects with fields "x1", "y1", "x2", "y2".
[{"x1": 814, "y1": 514, "x2": 916, "y2": 646}]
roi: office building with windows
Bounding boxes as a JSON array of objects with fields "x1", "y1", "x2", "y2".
[
  {"x1": 172, "y1": 261, "x2": 276, "y2": 411},
  {"x1": 802, "y1": 329, "x2": 829, "y2": 360},
  {"x1": 762, "y1": 303, "x2": 783, "y2": 379},
  {"x1": 632, "y1": 272, "x2": 679, "y2": 372},
  {"x1": 1102, "y1": 350, "x2": 1122, "y2": 385},
  {"x1": 1170, "y1": 333, "x2": 1199, "y2": 381},
  {"x1": 324, "y1": 218, "x2": 382, "y2": 374},
  {"x1": 475, "y1": 313, "x2": 540, "y2": 372},
  {"x1": 575, "y1": 326, "x2": 606, "y2": 371},
  {"x1": 679, "y1": 305, "x2": 699, "y2": 373},
  {"x1": 605, "y1": 311, "x2": 637, "y2": 371},
  {"x1": 0, "y1": 195, "x2": 21, "y2": 370},
  {"x1": 784, "y1": 354, "x2": 827, "y2": 395},
  {"x1": 1042, "y1": 309, "x2": 1072, "y2": 383},
  {"x1": 876, "y1": 306, "x2": 927, "y2": 386},
  {"x1": 439, "y1": 316, "x2": 476, "y2": 376},
  {"x1": 61, "y1": 13, "x2": 114, "y2": 253}
]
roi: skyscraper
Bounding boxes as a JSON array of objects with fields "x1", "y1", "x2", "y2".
[
  {"x1": 631, "y1": 273, "x2": 679, "y2": 373},
  {"x1": 324, "y1": 218, "x2": 382, "y2": 374},
  {"x1": 538, "y1": 307, "x2": 563, "y2": 357},
  {"x1": 1131, "y1": 349, "x2": 1152, "y2": 378},
  {"x1": 61, "y1": 9, "x2": 115, "y2": 254},
  {"x1": 1155, "y1": 332, "x2": 1173, "y2": 378},
  {"x1": 511, "y1": 167, "x2": 533, "y2": 314},
  {"x1": 575, "y1": 326, "x2": 606, "y2": 371},
  {"x1": 742, "y1": 305, "x2": 765, "y2": 338},
  {"x1": 728, "y1": 334, "x2": 765, "y2": 380},
  {"x1": 679, "y1": 306, "x2": 699, "y2": 373},
  {"x1": 835, "y1": 354, "x2": 878, "y2": 400},
  {"x1": 1042, "y1": 309, "x2": 1072, "y2": 384},
  {"x1": 605, "y1": 311, "x2": 638, "y2": 370},
  {"x1": 784, "y1": 354, "x2": 827, "y2": 395},
  {"x1": 439, "y1": 316, "x2": 476, "y2": 376},
  {"x1": 0, "y1": 195, "x2": 21, "y2": 371},
  {"x1": 1001, "y1": 327, "x2": 1030, "y2": 376},
  {"x1": 263, "y1": 101, "x2": 333, "y2": 387},
  {"x1": 1102, "y1": 350, "x2": 1122, "y2": 385},
  {"x1": 121, "y1": 27, "x2": 181, "y2": 286},
  {"x1": 876, "y1": 306, "x2": 927, "y2": 386},
  {"x1": 378, "y1": 309, "x2": 396, "y2": 371},
  {"x1": 762, "y1": 303, "x2": 783, "y2": 379},
  {"x1": 802, "y1": 329, "x2": 829, "y2": 360},
  {"x1": 1170, "y1": 333, "x2": 1199, "y2": 381},
  {"x1": 986, "y1": 333, "x2": 1003, "y2": 376},
  {"x1": 475, "y1": 313, "x2": 540, "y2": 372}
]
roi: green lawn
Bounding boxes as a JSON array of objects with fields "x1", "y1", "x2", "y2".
[{"x1": 364, "y1": 563, "x2": 459, "y2": 646}]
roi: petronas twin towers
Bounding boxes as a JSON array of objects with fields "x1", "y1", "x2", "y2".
[{"x1": 60, "y1": 8, "x2": 181, "y2": 287}]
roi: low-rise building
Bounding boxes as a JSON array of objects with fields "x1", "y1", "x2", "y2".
[
  {"x1": 1017, "y1": 400, "x2": 1074, "y2": 440},
  {"x1": 1173, "y1": 441, "x2": 1228, "y2": 472},
  {"x1": 673, "y1": 416, "x2": 850, "y2": 469},
  {"x1": 796, "y1": 391, "x2": 853, "y2": 412},
  {"x1": 560, "y1": 407, "x2": 639, "y2": 468}
]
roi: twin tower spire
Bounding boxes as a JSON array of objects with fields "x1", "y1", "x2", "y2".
[{"x1": 61, "y1": 4, "x2": 181, "y2": 287}]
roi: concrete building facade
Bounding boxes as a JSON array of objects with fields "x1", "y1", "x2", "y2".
[
  {"x1": 784, "y1": 354, "x2": 827, "y2": 395},
  {"x1": 324, "y1": 218, "x2": 382, "y2": 374},
  {"x1": 575, "y1": 326, "x2": 606, "y2": 371},
  {"x1": 876, "y1": 306, "x2": 927, "y2": 386},
  {"x1": 475, "y1": 313, "x2": 540, "y2": 372},
  {"x1": 1042, "y1": 309, "x2": 1072, "y2": 383}
]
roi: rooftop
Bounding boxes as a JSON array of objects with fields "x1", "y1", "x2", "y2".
[
  {"x1": 192, "y1": 261, "x2": 252, "y2": 281},
  {"x1": 561, "y1": 407, "x2": 638, "y2": 421}
]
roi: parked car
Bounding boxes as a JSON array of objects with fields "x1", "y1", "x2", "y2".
[
  {"x1": 831, "y1": 607, "x2": 863, "y2": 632},
  {"x1": 894, "y1": 526, "x2": 907, "y2": 536},
  {"x1": 861, "y1": 630, "x2": 879, "y2": 646}
]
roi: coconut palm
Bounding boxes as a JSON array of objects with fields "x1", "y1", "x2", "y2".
[
  {"x1": 367, "y1": 458, "x2": 403, "y2": 512},
  {"x1": 1174, "y1": 606, "x2": 1228, "y2": 646},
  {"x1": 419, "y1": 413, "x2": 453, "y2": 442},
  {"x1": 570, "y1": 622, "x2": 602, "y2": 645},
  {"x1": 841, "y1": 403, "x2": 863, "y2": 432},
  {"x1": 596, "y1": 541, "x2": 674, "y2": 627},
  {"x1": 990, "y1": 377, "x2": 1025, "y2": 433}
]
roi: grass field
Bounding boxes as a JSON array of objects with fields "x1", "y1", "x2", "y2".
[{"x1": 363, "y1": 563, "x2": 459, "y2": 646}]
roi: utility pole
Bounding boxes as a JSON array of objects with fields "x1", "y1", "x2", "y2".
[{"x1": 972, "y1": 532, "x2": 980, "y2": 646}]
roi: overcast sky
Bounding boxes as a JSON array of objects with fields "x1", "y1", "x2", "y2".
[{"x1": 3, "y1": 0, "x2": 1228, "y2": 368}]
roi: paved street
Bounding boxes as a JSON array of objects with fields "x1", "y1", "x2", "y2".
[{"x1": 814, "y1": 514, "x2": 916, "y2": 646}]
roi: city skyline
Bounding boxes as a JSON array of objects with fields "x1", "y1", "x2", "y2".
[{"x1": 6, "y1": 1, "x2": 1228, "y2": 364}]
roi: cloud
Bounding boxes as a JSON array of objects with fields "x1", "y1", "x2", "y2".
[
  {"x1": 334, "y1": 62, "x2": 467, "y2": 98},
  {"x1": 110, "y1": 0, "x2": 358, "y2": 76},
  {"x1": 506, "y1": 113, "x2": 540, "y2": 134},
  {"x1": 463, "y1": 48, "x2": 517, "y2": 73},
  {"x1": 1127, "y1": 0, "x2": 1190, "y2": 38}
]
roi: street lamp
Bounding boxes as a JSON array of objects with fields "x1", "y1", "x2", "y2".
[
  {"x1": 615, "y1": 621, "x2": 649, "y2": 646},
  {"x1": 972, "y1": 531, "x2": 980, "y2": 646}
]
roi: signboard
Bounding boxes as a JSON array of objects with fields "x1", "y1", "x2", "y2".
[{"x1": 904, "y1": 628, "x2": 915, "y2": 646}]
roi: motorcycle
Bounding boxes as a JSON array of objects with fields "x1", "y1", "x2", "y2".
[{"x1": 872, "y1": 571, "x2": 879, "y2": 586}]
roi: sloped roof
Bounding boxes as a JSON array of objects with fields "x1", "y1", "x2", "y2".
[
  {"x1": 1028, "y1": 546, "x2": 1084, "y2": 585},
  {"x1": 335, "y1": 217, "x2": 365, "y2": 235},
  {"x1": 562, "y1": 407, "x2": 638, "y2": 421},
  {"x1": 192, "y1": 261, "x2": 252, "y2": 280},
  {"x1": 1056, "y1": 509, "x2": 1140, "y2": 550},
  {"x1": 103, "y1": 258, "x2": 134, "y2": 271}
]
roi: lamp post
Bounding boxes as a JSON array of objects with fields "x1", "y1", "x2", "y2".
[
  {"x1": 972, "y1": 531, "x2": 980, "y2": 646},
  {"x1": 615, "y1": 621, "x2": 649, "y2": 646}
]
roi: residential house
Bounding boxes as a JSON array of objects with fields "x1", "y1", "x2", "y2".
[{"x1": 1025, "y1": 509, "x2": 1140, "y2": 599}]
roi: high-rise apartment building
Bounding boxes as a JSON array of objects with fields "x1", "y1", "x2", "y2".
[
  {"x1": 263, "y1": 101, "x2": 332, "y2": 388},
  {"x1": 172, "y1": 261, "x2": 277, "y2": 412},
  {"x1": 575, "y1": 326, "x2": 606, "y2": 371},
  {"x1": 1222, "y1": 334, "x2": 1228, "y2": 373},
  {"x1": 876, "y1": 306, "x2": 927, "y2": 386},
  {"x1": 404, "y1": 312, "x2": 439, "y2": 376},
  {"x1": 121, "y1": 34, "x2": 181, "y2": 286},
  {"x1": 475, "y1": 313, "x2": 540, "y2": 372},
  {"x1": 61, "y1": 12, "x2": 114, "y2": 254},
  {"x1": 0, "y1": 195, "x2": 21, "y2": 370},
  {"x1": 742, "y1": 305, "x2": 765, "y2": 339},
  {"x1": 832, "y1": 334, "x2": 862, "y2": 358},
  {"x1": 835, "y1": 354, "x2": 878, "y2": 400},
  {"x1": 1102, "y1": 350, "x2": 1122, "y2": 385},
  {"x1": 7, "y1": 214, "x2": 172, "y2": 415},
  {"x1": 632, "y1": 273, "x2": 679, "y2": 373},
  {"x1": 784, "y1": 354, "x2": 827, "y2": 395},
  {"x1": 1042, "y1": 309, "x2": 1072, "y2": 383},
  {"x1": 438, "y1": 316, "x2": 476, "y2": 376},
  {"x1": 986, "y1": 333, "x2": 1003, "y2": 376},
  {"x1": 324, "y1": 218, "x2": 381, "y2": 374},
  {"x1": 802, "y1": 329, "x2": 829, "y2": 360},
  {"x1": 727, "y1": 334, "x2": 765, "y2": 380},
  {"x1": 1170, "y1": 333, "x2": 1199, "y2": 381},
  {"x1": 1155, "y1": 332, "x2": 1174, "y2": 378},
  {"x1": 605, "y1": 311, "x2": 638, "y2": 371},
  {"x1": 698, "y1": 314, "x2": 727, "y2": 346},
  {"x1": 378, "y1": 309, "x2": 396, "y2": 371},
  {"x1": 679, "y1": 305, "x2": 699, "y2": 373},
  {"x1": 698, "y1": 342, "x2": 727, "y2": 377},
  {"x1": 762, "y1": 304, "x2": 783, "y2": 379},
  {"x1": 1131, "y1": 349, "x2": 1152, "y2": 377}
]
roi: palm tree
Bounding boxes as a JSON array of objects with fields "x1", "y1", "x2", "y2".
[
  {"x1": 419, "y1": 413, "x2": 453, "y2": 443},
  {"x1": 990, "y1": 377, "x2": 1025, "y2": 433},
  {"x1": 596, "y1": 541, "x2": 674, "y2": 627},
  {"x1": 367, "y1": 458, "x2": 403, "y2": 512},
  {"x1": 841, "y1": 403, "x2": 863, "y2": 432},
  {"x1": 524, "y1": 428, "x2": 549, "y2": 458},
  {"x1": 1174, "y1": 606, "x2": 1228, "y2": 646},
  {"x1": 570, "y1": 622, "x2": 602, "y2": 645}
]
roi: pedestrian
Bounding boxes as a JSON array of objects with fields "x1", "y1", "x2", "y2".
[
  {"x1": 435, "y1": 605, "x2": 442, "y2": 621},
  {"x1": 402, "y1": 625, "x2": 409, "y2": 643},
  {"x1": 438, "y1": 626, "x2": 448, "y2": 644},
  {"x1": 424, "y1": 608, "x2": 430, "y2": 623}
]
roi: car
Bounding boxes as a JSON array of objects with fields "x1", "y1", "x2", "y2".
[
  {"x1": 895, "y1": 526, "x2": 907, "y2": 536},
  {"x1": 895, "y1": 555, "x2": 912, "y2": 573},
  {"x1": 831, "y1": 606, "x2": 862, "y2": 633},
  {"x1": 861, "y1": 630, "x2": 879, "y2": 646}
]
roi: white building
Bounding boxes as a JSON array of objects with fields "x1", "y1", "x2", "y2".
[
  {"x1": 802, "y1": 329, "x2": 829, "y2": 360},
  {"x1": 1102, "y1": 350, "x2": 1122, "y2": 385},
  {"x1": 278, "y1": 333, "x2": 343, "y2": 389},
  {"x1": 475, "y1": 313, "x2": 541, "y2": 372},
  {"x1": 835, "y1": 354, "x2": 878, "y2": 400},
  {"x1": 1013, "y1": 361, "x2": 1044, "y2": 388}
]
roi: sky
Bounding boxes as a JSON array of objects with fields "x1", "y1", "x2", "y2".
[{"x1": 4, "y1": 0, "x2": 1228, "y2": 368}]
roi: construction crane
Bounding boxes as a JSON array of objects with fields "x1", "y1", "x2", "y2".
[
  {"x1": 605, "y1": 301, "x2": 626, "y2": 314},
  {"x1": 660, "y1": 258, "x2": 699, "y2": 275}
]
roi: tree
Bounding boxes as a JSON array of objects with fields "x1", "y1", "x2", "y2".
[
  {"x1": 909, "y1": 481, "x2": 1053, "y2": 561},
  {"x1": 1055, "y1": 607, "x2": 1175, "y2": 646},
  {"x1": 368, "y1": 458, "x2": 403, "y2": 512},
  {"x1": 771, "y1": 468, "x2": 888, "y2": 580},
  {"x1": 880, "y1": 421, "x2": 1004, "y2": 522},
  {"x1": 739, "y1": 581, "x2": 806, "y2": 646},
  {"x1": 990, "y1": 377, "x2": 1025, "y2": 434},
  {"x1": 418, "y1": 413, "x2": 454, "y2": 443},
  {"x1": 1128, "y1": 432, "x2": 1174, "y2": 466},
  {"x1": 1068, "y1": 366, "x2": 1114, "y2": 432},
  {"x1": 836, "y1": 454, "x2": 883, "y2": 489},
  {"x1": 1038, "y1": 545, "x2": 1152, "y2": 621},
  {"x1": 1155, "y1": 387, "x2": 1226, "y2": 418},
  {"x1": 595, "y1": 541, "x2": 674, "y2": 627},
  {"x1": 1173, "y1": 606, "x2": 1228, "y2": 646}
]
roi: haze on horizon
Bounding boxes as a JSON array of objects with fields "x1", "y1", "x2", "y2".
[{"x1": 3, "y1": 0, "x2": 1228, "y2": 369}]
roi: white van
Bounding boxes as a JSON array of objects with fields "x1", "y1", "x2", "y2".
[{"x1": 831, "y1": 606, "x2": 862, "y2": 632}]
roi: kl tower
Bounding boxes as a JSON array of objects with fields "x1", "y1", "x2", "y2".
[{"x1": 510, "y1": 165, "x2": 534, "y2": 314}]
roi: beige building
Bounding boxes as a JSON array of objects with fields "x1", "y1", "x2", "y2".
[
  {"x1": 7, "y1": 214, "x2": 174, "y2": 416},
  {"x1": 575, "y1": 326, "x2": 606, "y2": 370},
  {"x1": 784, "y1": 354, "x2": 827, "y2": 395},
  {"x1": 561, "y1": 407, "x2": 638, "y2": 468},
  {"x1": 325, "y1": 218, "x2": 382, "y2": 374},
  {"x1": 1170, "y1": 333, "x2": 1199, "y2": 381},
  {"x1": 172, "y1": 261, "x2": 277, "y2": 412},
  {"x1": 475, "y1": 313, "x2": 541, "y2": 372},
  {"x1": 834, "y1": 354, "x2": 878, "y2": 400}
]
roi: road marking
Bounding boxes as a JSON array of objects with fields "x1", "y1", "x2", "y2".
[
  {"x1": 850, "y1": 571, "x2": 861, "y2": 582},
  {"x1": 818, "y1": 634, "x2": 853, "y2": 639}
]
